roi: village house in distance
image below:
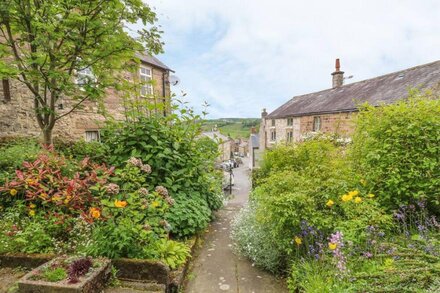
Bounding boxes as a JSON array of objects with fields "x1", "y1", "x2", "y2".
[
  {"x1": 257, "y1": 59, "x2": 440, "y2": 153},
  {"x1": 0, "y1": 53, "x2": 173, "y2": 142}
]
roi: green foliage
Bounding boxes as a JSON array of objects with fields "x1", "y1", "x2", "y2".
[
  {"x1": 146, "y1": 239, "x2": 190, "y2": 269},
  {"x1": 288, "y1": 260, "x2": 355, "y2": 293},
  {"x1": 0, "y1": 140, "x2": 41, "y2": 184},
  {"x1": 55, "y1": 140, "x2": 108, "y2": 163},
  {"x1": 201, "y1": 118, "x2": 259, "y2": 139},
  {"x1": 0, "y1": 210, "x2": 62, "y2": 254},
  {"x1": 231, "y1": 203, "x2": 285, "y2": 273},
  {"x1": 166, "y1": 195, "x2": 212, "y2": 238},
  {"x1": 102, "y1": 105, "x2": 222, "y2": 238},
  {"x1": 42, "y1": 267, "x2": 67, "y2": 283},
  {"x1": 351, "y1": 91, "x2": 440, "y2": 213}
]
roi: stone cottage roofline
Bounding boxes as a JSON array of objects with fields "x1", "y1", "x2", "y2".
[
  {"x1": 136, "y1": 52, "x2": 174, "y2": 72},
  {"x1": 267, "y1": 60, "x2": 440, "y2": 119}
]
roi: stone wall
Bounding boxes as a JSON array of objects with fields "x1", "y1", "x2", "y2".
[
  {"x1": 261, "y1": 112, "x2": 355, "y2": 148},
  {"x1": 0, "y1": 63, "x2": 171, "y2": 141}
]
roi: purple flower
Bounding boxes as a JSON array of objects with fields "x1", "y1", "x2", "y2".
[{"x1": 363, "y1": 252, "x2": 373, "y2": 259}]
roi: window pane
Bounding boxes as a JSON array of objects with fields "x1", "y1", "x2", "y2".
[{"x1": 85, "y1": 131, "x2": 100, "y2": 142}]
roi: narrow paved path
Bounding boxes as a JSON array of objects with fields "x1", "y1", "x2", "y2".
[{"x1": 185, "y1": 158, "x2": 287, "y2": 293}]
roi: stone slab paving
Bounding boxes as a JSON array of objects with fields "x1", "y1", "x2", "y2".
[
  {"x1": 0, "y1": 267, "x2": 28, "y2": 292},
  {"x1": 185, "y1": 158, "x2": 287, "y2": 293}
]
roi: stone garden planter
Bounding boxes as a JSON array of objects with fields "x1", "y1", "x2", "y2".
[{"x1": 18, "y1": 256, "x2": 111, "y2": 293}]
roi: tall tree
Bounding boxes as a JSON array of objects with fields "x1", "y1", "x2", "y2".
[{"x1": 0, "y1": 0, "x2": 163, "y2": 144}]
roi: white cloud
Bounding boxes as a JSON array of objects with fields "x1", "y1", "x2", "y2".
[{"x1": 146, "y1": 0, "x2": 440, "y2": 118}]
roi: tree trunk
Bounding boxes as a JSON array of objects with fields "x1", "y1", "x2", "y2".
[{"x1": 42, "y1": 127, "x2": 53, "y2": 146}]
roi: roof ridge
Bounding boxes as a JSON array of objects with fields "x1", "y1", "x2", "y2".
[
  {"x1": 281, "y1": 59, "x2": 440, "y2": 105},
  {"x1": 267, "y1": 59, "x2": 440, "y2": 118}
]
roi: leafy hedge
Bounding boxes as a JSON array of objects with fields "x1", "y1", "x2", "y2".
[
  {"x1": 101, "y1": 109, "x2": 223, "y2": 238},
  {"x1": 232, "y1": 90, "x2": 440, "y2": 291},
  {"x1": 351, "y1": 91, "x2": 440, "y2": 213}
]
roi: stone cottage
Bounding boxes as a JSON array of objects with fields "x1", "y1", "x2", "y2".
[
  {"x1": 201, "y1": 130, "x2": 234, "y2": 162},
  {"x1": 259, "y1": 59, "x2": 440, "y2": 151},
  {"x1": 0, "y1": 53, "x2": 173, "y2": 142}
]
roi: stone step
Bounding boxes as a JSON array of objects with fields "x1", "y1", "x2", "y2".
[{"x1": 105, "y1": 280, "x2": 166, "y2": 293}]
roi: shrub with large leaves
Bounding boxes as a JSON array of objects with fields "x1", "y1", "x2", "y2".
[
  {"x1": 351, "y1": 90, "x2": 440, "y2": 213},
  {"x1": 101, "y1": 107, "x2": 223, "y2": 237}
]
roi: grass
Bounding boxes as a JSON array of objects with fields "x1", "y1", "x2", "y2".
[{"x1": 202, "y1": 118, "x2": 260, "y2": 139}]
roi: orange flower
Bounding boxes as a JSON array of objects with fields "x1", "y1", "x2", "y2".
[
  {"x1": 114, "y1": 200, "x2": 128, "y2": 208},
  {"x1": 89, "y1": 207, "x2": 101, "y2": 219}
]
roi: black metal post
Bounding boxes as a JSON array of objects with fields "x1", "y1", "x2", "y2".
[{"x1": 229, "y1": 167, "x2": 233, "y2": 195}]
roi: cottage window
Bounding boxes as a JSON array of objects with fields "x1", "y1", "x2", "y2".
[
  {"x1": 287, "y1": 118, "x2": 293, "y2": 126},
  {"x1": 76, "y1": 67, "x2": 95, "y2": 86},
  {"x1": 286, "y1": 130, "x2": 293, "y2": 143},
  {"x1": 140, "y1": 66, "x2": 153, "y2": 96},
  {"x1": 270, "y1": 130, "x2": 276, "y2": 141},
  {"x1": 2, "y1": 79, "x2": 11, "y2": 102},
  {"x1": 271, "y1": 119, "x2": 275, "y2": 127},
  {"x1": 85, "y1": 130, "x2": 100, "y2": 142},
  {"x1": 313, "y1": 116, "x2": 321, "y2": 132}
]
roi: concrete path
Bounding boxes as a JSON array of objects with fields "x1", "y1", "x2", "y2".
[{"x1": 185, "y1": 158, "x2": 287, "y2": 293}]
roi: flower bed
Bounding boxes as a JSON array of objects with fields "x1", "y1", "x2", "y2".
[
  {"x1": 233, "y1": 93, "x2": 440, "y2": 291},
  {"x1": 18, "y1": 256, "x2": 111, "y2": 293}
]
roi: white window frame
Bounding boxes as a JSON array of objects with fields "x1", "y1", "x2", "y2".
[
  {"x1": 313, "y1": 116, "x2": 321, "y2": 132},
  {"x1": 271, "y1": 119, "x2": 276, "y2": 127},
  {"x1": 140, "y1": 65, "x2": 153, "y2": 96},
  {"x1": 85, "y1": 130, "x2": 100, "y2": 142},
  {"x1": 287, "y1": 117, "x2": 293, "y2": 126}
]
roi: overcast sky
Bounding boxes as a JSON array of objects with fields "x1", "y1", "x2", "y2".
[{"x1": 146, "y1": 0, "x2": 440, "y2": 118}]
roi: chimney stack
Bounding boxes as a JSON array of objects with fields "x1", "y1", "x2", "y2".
[
  {"x1": 261, "y1": 108, "x2": 268, "y2": 118},
  {"x1": 331, "y1": 58, "x2": 344, "y2": 88}
]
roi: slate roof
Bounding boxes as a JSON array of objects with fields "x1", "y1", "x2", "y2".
[
  {"x1": 267, "y1": 60, "x2": 440, "y2": 119},
  {"x1": 202, "y1": 131, "x2": 231, "y2": 143},
  {"x1": 136, "y1": 52, "x2": 174, "y2": 72}
]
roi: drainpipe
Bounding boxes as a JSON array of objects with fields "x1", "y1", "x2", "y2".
[{"x1": 162, "y1": 71, "x2": 169, "y2": 116}]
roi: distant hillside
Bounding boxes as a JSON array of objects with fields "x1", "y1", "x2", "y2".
[{"x1": 202, "y1": 118, "x2": 260, "y2": 139}]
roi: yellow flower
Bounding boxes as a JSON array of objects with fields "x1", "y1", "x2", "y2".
[
  {"x1": 89, "y1": 207, "x2": 101, "y2": 219},
  {"x1": 25, "y1": 179, "x2": 36, "y2": 185},
  {"x1": 326, "y1": 199, "x2": 334, "y2": 207},
  {"x1": 341, "y1": 194, "x2": 353, "y2": 202},
  {"x1": 29, "y1": 203, "x2": 36, "y2": 209},
  {"x1": 354, "y1": 197, "x2": 362, "y2": 204},
  {"x1": 367, "y1": 193, "x2": 375, "y2": 198},
  {"x1": 328, "y1": 242, "x2": 337, "y2": 250},
  {"x1": 294, "y1": 236, "x2": 302, "y2": 246},
  {"x1": 29, "y1": 210, "x2": 36, "y2": 217},
  {"x1": 360, "y1": 179, "x2": 367, "y2": 186},
  {"x1": 114, "y1": 200, "x2": 127, "y2": 208},
  {"x1": 40, "y1": 193, "x2": 48, "y2": 200},
  {"x1": 151, "y1": 201, "x2": 160, "y2": 208},
  {"x1": 10, "y1": 189, "x2": 17, "y2": 196},
  {"x1": 348, "y1": 190, "x2": 359, "y2": 197}
]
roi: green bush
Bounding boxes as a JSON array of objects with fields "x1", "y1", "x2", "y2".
[
  {"x1": 101, "y1": 107, "x2": 222, "y2": 238},
  {"x1": 231, "y1": 203, "x2": 285, "y2": 273},
  {"x1": 0, "y1": 140, "x2": 41, "y2": 184},
  {"x1": 351, "y1": 91, "x2": 440, "y2": 213},
  {"x1": 55, "y1": 139, "x2": 108, "y2": 163},
  {"x1": 166, "y1": 194, "x2": 212, "y2": 238}
]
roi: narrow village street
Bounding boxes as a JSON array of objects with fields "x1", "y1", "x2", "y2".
[{"x1": 185, "y1": 158, "x2": 287, "y2": 293}]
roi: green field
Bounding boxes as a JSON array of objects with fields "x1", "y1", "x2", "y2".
[{"x1": 201, "y1": 118, "x2": 260, "y2": 139}]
